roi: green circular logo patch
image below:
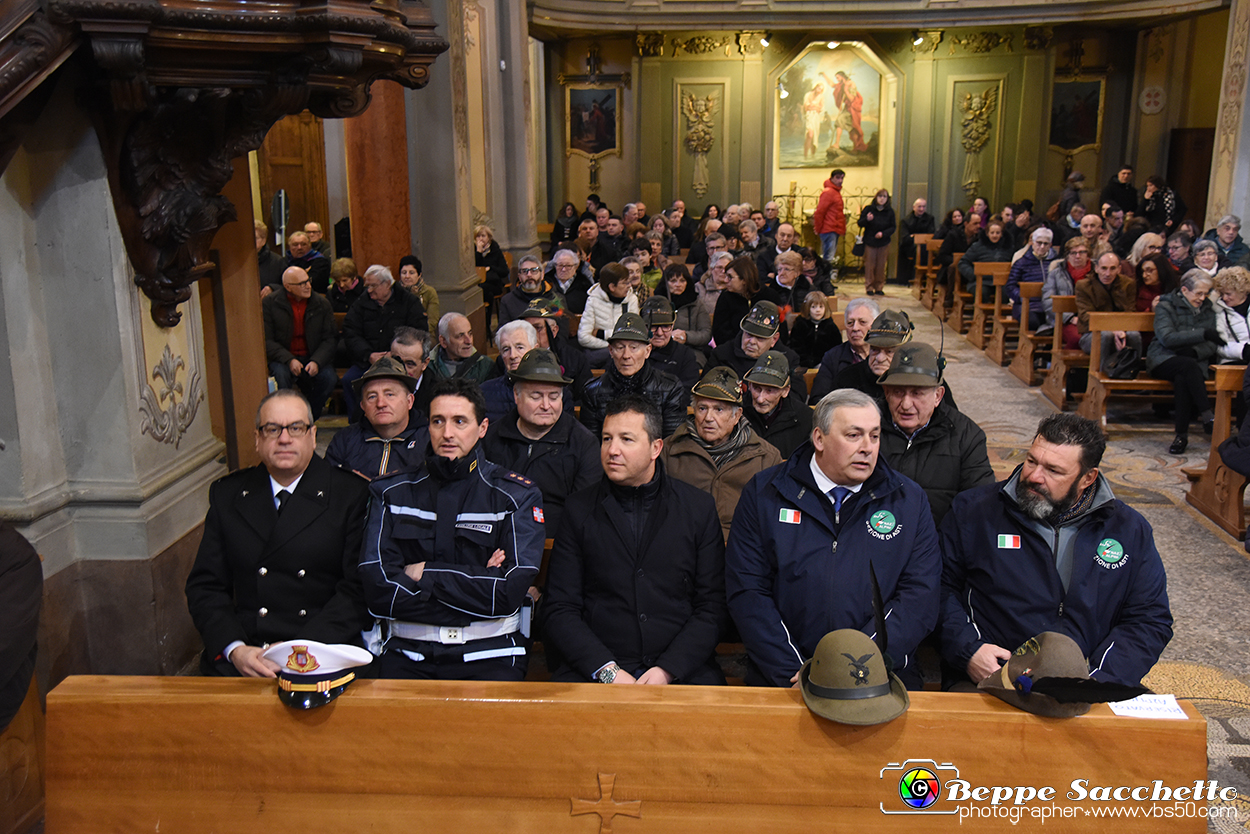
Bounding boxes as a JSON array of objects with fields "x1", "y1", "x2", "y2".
[
  {"x1": 870, "y1": 511, "x2": 897, "y2": 534},
  {"x1": 1096, "y1": 538, "x2": 1124, "y2": 564}
]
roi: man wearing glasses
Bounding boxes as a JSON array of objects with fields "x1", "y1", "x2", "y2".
[
  {"x1": 263, "y1": 266, "x2": 339, "y2": 420},
  {"x1": 580, "y1": 313, "x2": 688, "y2": 439},
  {"x1": 498, "y1": 254, "x2": 563, "y2": 327},
  {"x1": 546, "y1": 245, "x2": 594, "y2": 314},
  {"x1": 186, "y1": 390, "x2": 372, "y2": 677}
]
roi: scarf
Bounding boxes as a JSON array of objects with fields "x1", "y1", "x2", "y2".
[
  {"x1": 689, "y1": 415, "x2": 753, "y2": 468},
  {"x1": 664, "y1": 283, "x2": 698, "y2": 311},
  {"x1": 1051, "y1": 481, "x2": 1098, "y2": 526}
]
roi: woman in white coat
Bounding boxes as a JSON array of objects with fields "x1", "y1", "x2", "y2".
[{"x1": 578, "y1": 262, "x2": 639, "y2": 368}]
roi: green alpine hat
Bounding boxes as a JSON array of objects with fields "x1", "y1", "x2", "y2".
[
  {"x1": 509, "y1": 348, "x2": 572, "y2": 385},
  {"x1": 692, "y1": 366, "x2": 742, "y2": 404},
  {"x1": 741, "y1": 301, "x2": 782, "y2": 338},
  {"x1": 744, "y1": 350, "x2": 791, "y2": 389},
  {"x1": 609, "y1": 312, "x2": 651, "y2": 343},
  {"x1": 800, "y1": 629, "x2": 910, "y2": 726},
  {"x1": 878, "y1": 342, "x2": 943, "y2": 387},
  {"x1": 865, "y1": 309, "x2": 914, "y2": 347}
]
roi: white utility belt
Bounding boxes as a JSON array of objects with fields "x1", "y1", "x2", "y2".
[{"x1": 389, "y1": 613, "x2": 521, "y2": 645}]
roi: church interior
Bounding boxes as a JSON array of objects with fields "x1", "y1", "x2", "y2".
[{"x1": 3, "y1": 0, "x2": 1250, "y2": 828}]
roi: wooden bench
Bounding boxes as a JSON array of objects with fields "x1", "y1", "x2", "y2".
[
  {"x1": 1076, "y1": 312, "x2": 1223, "y2": 425},
  {"x1": 45, "y1": 676, "x2": 1207, "y2": 832},
  {"x1": 932, "y1": 252, "x2": 961, "y2": 321},
  {"x1": 1003, "y1": 282, "x2": 1047, "y2": 380},
  {"x1": 919, "y1": 238, "x2": 943, "y2": 308},
  {"x1": 1185, "y1": 363, "x2": 1249, "y2": 539},
  {"x1": 1040, "y1": 296, "x2": 1088, "y2": 409},
  {"x1": 966, "y1": 262, "x2": 1009, "y2": 351},
  {"x1": 909, "y1": 233, "x2": 933, "y2": 297},
  {"x1": 1, "y1": 676, "x2": 44, "y2": 834}
]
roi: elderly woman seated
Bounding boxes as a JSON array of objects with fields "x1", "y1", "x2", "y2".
[
  {"x1": 660, "y1": 367, "x2": 782, "y2": 541},
  {"x1": 1148, "y1": 268, "x2": 1221, "y2": 454},
  {"x1": 1212, "y1": 265, "x2": 1250, "y2": 364}
]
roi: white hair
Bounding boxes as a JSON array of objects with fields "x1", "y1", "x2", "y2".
[
  {"x1": 1031, "y1": 227, "x2": 1054, "y2": 243},
  {"x1": 437, "y1": 311, "x2": 468, "y2": 340},
  {"x1": 844, "y1": 297, "x2": 880, "y2": 321},
  {"x1": 495, "y1": 319, "x2": 537, "y2": 349},
  {"x1": 364, "y1": 264, "x2": 394, "y2": 285}
]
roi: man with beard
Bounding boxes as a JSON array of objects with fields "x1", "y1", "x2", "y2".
[
  {"x1": 497, "y1": 255, "x2": 562, "y2": 327},
  {"x1": 937, "y1": 413, "x2": 1172, "y2": 689}
]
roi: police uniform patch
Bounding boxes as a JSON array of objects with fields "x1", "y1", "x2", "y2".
[
  {"x1": 456, "y1": 522, "x2": 493, "y2": 534},
  {"x1": 506, "y1": 471, "x2": 534, "y2": 487},
  {"x1": 533, "y1": 507, "x2": 545, "y2": 523}
]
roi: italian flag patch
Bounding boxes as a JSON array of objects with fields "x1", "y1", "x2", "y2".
[
  {"x1": 779, "y1": 508, "x2": 801, "y2": 524},
  {"x1": 998, "y1": 534, "x2": 1021, "y2": 549}
]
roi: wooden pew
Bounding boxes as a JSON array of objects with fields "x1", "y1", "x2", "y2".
[
  {"x1": 966, "y1": 263, "x2": 1009, "y2": 350},
  {"x1": 1, "y1": 677, "x2": 44, "y2": 834},
  {"x1": 1000, "y1": 282, "x2": 1047, "y2": 377},
  {"x1": 45, "y1": 676, "x2": 1207, "y2": 832},
  {"x1": 920, "y1": 238, "x2": 942, "y2": 308},
  {"x1": 1040, "y1": 296, "x2": 1088, "y2": 409},
  {"x1": 984, "y1": 272, "x2": 1025, "y2": 366},
  {"x1": 1185, "y1": 363, "x2": 1248, "y2": 539},
  {"x1": 909, "y1": 233, "x2": 932, "y2": 296},
  {"x1": 1076, "y1": 312, "x2": 1226, "y2": 425},
  {"x1": 932, "y1": 252, "x2": 961, "y2": 321}
]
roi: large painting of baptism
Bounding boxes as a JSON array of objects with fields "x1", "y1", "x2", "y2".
[{"x1": 778, "y1": 49, "x2": 880, "y2": 168}]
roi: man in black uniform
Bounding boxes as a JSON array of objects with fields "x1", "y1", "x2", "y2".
[
  {"x1": 482, "y1": 349, "x2": 599, "y2": 534},
  {"x1": 360, "y1": 378, "x2": 545, "y2": 680},
  {"x1": 742, "y1": 351, "x2": 813, "y2": 460},
  {"x1": 186, "y1": 390, "x2": 371, "y2": 677},
  {"x1": 543, "y1": 395, "x2": 728, "y2": 685}
]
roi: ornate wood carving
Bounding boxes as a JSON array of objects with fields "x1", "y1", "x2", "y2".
[
  {"x1": 672, "y1": 35, "x2": 731, "y2": 57},
  {"x1": 635, "y1": 32, "x2": 665, "y2": 57},
  {"x1": 948, "y1": 31, "x2": 1013, "y2": 55},
  {"x1": 570, "y1": 773, "x2": 642, "y2": 834},
  {"x1": 1, "y1": 0, "x2": 449, "y2": 326}
]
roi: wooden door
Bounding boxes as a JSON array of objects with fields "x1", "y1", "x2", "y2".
[
  {"x1": 1167, "y1": 128, "x2": 1214, "y2": 227},
  {"x1": 256, "y1": 111, "x2": 329, "y2": 252}
]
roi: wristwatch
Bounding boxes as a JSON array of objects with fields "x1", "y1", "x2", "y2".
[{"x1": 597, "y1": 662, "x2": 623, "y2": 684}]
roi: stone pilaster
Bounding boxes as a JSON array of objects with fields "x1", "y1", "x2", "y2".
[{"x1": 1207, "y1": 0, "x2": 1250, "y2": 227}]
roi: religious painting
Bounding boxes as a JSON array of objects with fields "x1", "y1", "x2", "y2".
[
  {"x1": 777, "y1": 48, "x2": 881, "y2": 168},
  {"x1": 566, "y1": 85, "x2": 622, "y2": 159},
  {"x1": 1048, "y1": 77, "x2": 1104, "y2": 154}
]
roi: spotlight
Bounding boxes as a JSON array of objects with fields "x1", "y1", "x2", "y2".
[
  {"x1": 778, "y1": 82, "x2": 789, "y2": 99},
  {"x1": 913, "y1": 35, "x2": 925, "y2": 45},
  {"x1": 761, "y1": 36, "x2": 770, "y2": 47},
  {"x1": 827, "y1": 41, "x2": 840, "y2": 49}
]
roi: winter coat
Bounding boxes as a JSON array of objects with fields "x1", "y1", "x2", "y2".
[
  {"x1": 1075, "y1": 274, "x2": 1136, "y2": 335},
  {"x1": 1042, "y1": 260, "x2": 1086, "y2": 327},
  {"x1": 1007, "y1": 249, "x2": 1059, "y2": 319},
  {"x1": 647, "y1": 341, "x2": 701, "y2": 390},
  {"x1": 263, "y1": 288, "x2": 338, "y2": 369},
  {"x1": 726, "y1": 447, "x2": 941, "y2": 687},
  {"x1": 541, "y1": 464, "x2": 727, "y2": 684},
  {"x1": 939, "y1": 470, "x2": 1173, "y2": 687},
  {"x1": 482, "y1": 409, "x2": 601, "y2": 535},
  {"x1": 957, "y1": 233, "x2": 1015, "y2": 291},
  {"x1": 579, "y1": 362, "x2": 688, "y2": 439},
  {"x1": 857, "y1": 203, "x2": 896, "y2": 248},
  {"x1": 661, "y1": 420, "x2": 783, "y2": 540},
  {"x1": 1212, "y1": 294, "x2": 1250, "y2": 363},
  {"x1": 788, "y1": 316, "x2": 843, "y2": 368},
  {"x1": 342, "y1": 286, "x2": 429, "y2": 368},
  {"x1": 813, "y1": 179, "x2": 846, "y2": 235},
  {"x1": 743, "y1": 394, "x2": 813, "y2": 460},
  {"x1": 578, "y1": 284, "x2": 639, "y2": 351},
  {"x1": 879, "y1": 399, "x2": 994, "y2": 526},
  {"x1": 1146, "y1": 288, "x2": 1218, "y2": 372}
]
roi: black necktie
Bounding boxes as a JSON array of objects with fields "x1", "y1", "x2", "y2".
[{"x1": 276, "y1": 489, "x2": 291, "y2": 515}]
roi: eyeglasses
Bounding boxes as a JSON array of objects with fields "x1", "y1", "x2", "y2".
[
  {"x1": 258, "y1": 422, "x2": 311, "y2": 439},
  {"x1": 284, "y1": 278, "x2": 311, "y2": 288},
  {"x1": 518, "y1": 267, "x2": 542, "y2": 275},
  {"x1": 555, "y1": 262, "x2": 577, "y2": 270}
]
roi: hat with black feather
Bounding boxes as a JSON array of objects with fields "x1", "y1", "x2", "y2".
[{"x1": 978, "y1": 632, "x2": 1151, "y2": 718}]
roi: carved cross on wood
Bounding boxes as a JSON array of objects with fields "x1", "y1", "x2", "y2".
[
  {"x1": 558, "y1": 44, "x2": 632, "y2": 89},
  {"x1": 570, "y1": 772, "x2": 641, "y2": 833}
]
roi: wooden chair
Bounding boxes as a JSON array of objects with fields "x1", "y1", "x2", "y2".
[
  {"x1": 1185, "y1": 364, "x2": 1249, "y2": 539},
  {"x1": 966, "y1": 263, "x2": 1009, "y2": 350},
  {"x1": 804, "y1": 368, "x2": 818, "y2": 396},
  {"x1": 949, "y1": 264, "x2": 976, "y2": 335},
  {"x1": 1006, "y1": 283, "x2": 1047, "y2": 382},
  {"x1": 0, "y1": 676, "x2": 44, "y2": 834},
  {"x1": 909, "y1": 233, "x2": 933, "y2": 295},
  {"x1": 920, "y1": 239, "x2": 943, "y2": 308},
  {"x1": 933, "y1": 252, "x2": 961, "y2": 321},
  {"x1": 1040, "y1": 296, "x2": 1089, "y2": 408}
]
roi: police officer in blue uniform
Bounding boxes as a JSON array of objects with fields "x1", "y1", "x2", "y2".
[{"x1": 360, "y1": 378, "x2": 545, "y2": 680}]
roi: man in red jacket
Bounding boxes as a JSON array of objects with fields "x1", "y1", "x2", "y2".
[{"x1": 813, "y1": 169, "x2": 846, "y2": 264}]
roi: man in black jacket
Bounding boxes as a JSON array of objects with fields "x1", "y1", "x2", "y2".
[
  {"x1": 546, "y1": 246, "x2": 594, "y2": 315},
  {"x1": 325, "y1": 356, "x2": 428, "y2": 480},
  {"x1": 877, "y1": 343, "x2": 994, "y2": 525},
  {"x1": 1099, "y1": 164, "x2": 1138, "y2": 220},
  {"x1": 285, "y1": 231, "x2": 331, "y2": 294},
  {"x1": 581, "y1": 313, "x2": 689, "y2": 439},
  {"x1": 742, "y1": 351, "x2": 813, "y2": 460},
  {"x1": 831, "y1": 309, "x2": 913, "y2": 403},
  {"x1": 707, "y1": 301, "x2": 806, "y2": 393},
  {"x1": 342, "y1": 265, "x2": 429, "y2": 418},
  {"x1": 186, "y1": 390, "x2": 372, "y2": 677},
  {"x1": 482, "y1": 349, "x2": 600, "y2": 534},
  {"x1": 263, "y1": 266, "x2": 338, "y2": 420},
  {"x1": 641, "y1": 296, "x2": 700, "y2": 389},
  {"x1": 521, "y1": 299, "x2": 591, "y2": 405},
  {"x1": 898, "y1": 198, "x2": 936, "y2": 285},
  {"x1": 543, "y1": 395, "x2": 727, "y2": 685},
  {"x1": 499, "y1": 255, "x2": 564, "y2": 327}
]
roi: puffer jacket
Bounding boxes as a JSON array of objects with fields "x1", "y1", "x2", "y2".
[
  {"x1": 578, "y1": 284, "x2": 639, "y2": 350},
  {"x1": 1212, "y1": 293, "x2": 1250, "y2": 362},
  {"x1": 1042, "y1": 259, "x2": 1087, "y2": 328},
  {"x1": 957, "y1": 232, "x2": 1015, "y2": 291},
  {"x1": 660, "y1": 420, "x2": 783, "y2": 540},
  {"x1": 1007, "y1": 249, "x2": 1058, "y2": 319},
  {"x1": 1146, "y1": 288, "x2": 1218, "y2": 372},
  {"x1": 579, "y1": 362, "x2": 689, "y2": 439}
]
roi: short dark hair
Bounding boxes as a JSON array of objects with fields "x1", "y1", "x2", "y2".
[
  {"x1": 429, "y1": 378, "x2": 486, "y2": 424},
  {"x1": 603, "y1": 394, "x2": 662, "y2": 443},
  {"x1": 1035, "y1": 413, "x2": 1105, "y2": 473},
  {"x1": 398, "y1": 254, "x2": 422, "y2": 275},
  {"x1": 1103, "y1": 202, "x2": 1123, "y2": 215},
  {"x1": 831, "y1": 168, "x2": 845, "y2": 178},
  {"x1": 662, "y1": 262, "x2": 690, "y2": 284},
  {"x1": 255, "y1": 389, "x2": 313, "y2": 429},
  {"x1": 599, "y1": 262, "x2": 629, "y2": 292},
  {"x1": 1119, "y1": 163, "x2": 1134, "y2": 172}
]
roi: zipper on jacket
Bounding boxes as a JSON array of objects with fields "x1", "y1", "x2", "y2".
[{"x1": 1058, "y1": 602, "x2": 1064, "y2": 618}]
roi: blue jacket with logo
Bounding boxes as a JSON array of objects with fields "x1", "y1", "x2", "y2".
[
  {"x1": 725, "y1": 445, "x2": 941, "y2": 687},
  {"x1": 938, "y1": 470, "x2": 1172, "y2": 686}
]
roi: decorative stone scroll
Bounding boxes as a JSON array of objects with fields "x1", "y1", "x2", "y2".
[
  {"x1": 138, "y1": 344, "x2": 203, "y2": 448},
  {"x1": 948, "y1": 31, "x2": 1013, "y2": 55}
]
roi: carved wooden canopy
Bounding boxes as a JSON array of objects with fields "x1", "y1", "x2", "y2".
[{"x1": 1, "y1": 0, "x2": 447, "y2": 325}]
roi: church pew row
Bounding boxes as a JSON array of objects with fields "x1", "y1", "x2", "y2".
[
  {"x1": 44, "y1": 675, "x2": 1207, "y2": 833},
  {"x1": 1040, "y1": 296, "x2": 1088, "y2": 409},
  {"x1": 1076, "y1": 312, "x2": 1223, "y2": 426},
  {"x1": 1184, "y1": 363, "x2": 1248, "y2": 539}
]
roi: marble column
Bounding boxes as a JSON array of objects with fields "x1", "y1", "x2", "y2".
[
  {"x1": 491, "y1": 0, "x2": 540, "y2": 256},
  {"x1": 0, "y1": 72, "x2": 224, "y2": 684},
  {"x1": 408, "y1": 0, "x2": 482, "y2": 334},
  {"x1": 1207, "y1": 0, "x2": 1250, "y2": 228},
  {"x1": 345, "y1": 82, "x2": 415, "y2": 269}
]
